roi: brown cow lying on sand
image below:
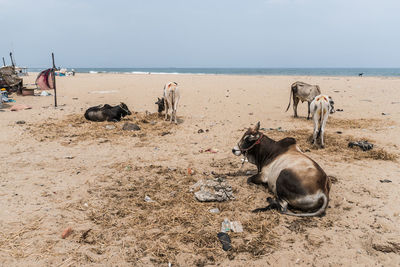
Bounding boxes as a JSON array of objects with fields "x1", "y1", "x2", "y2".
[{"x1": 232, "y1": 122, "x2": 331, "y2": 217}]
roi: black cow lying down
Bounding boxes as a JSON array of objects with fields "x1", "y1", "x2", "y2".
[
  {"x1": 84, "y1": 103, "x2": 132, "y2": 122},
  {"x1": 232, "y1": 122, "x2": 331, "y2": 217}
]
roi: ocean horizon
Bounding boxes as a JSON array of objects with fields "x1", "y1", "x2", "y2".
[{"x1": 27, "y1": 67, "x2": 400, "y2": 77}]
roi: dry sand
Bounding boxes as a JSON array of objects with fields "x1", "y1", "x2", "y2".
[{"x1": 0, "y1": 73, "x2": 399, "y2": 266}]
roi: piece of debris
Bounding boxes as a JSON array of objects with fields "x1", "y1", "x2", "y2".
[
  {"x1": 40, "y1": 91, "x2": 52, "y2": 96},
  {"x1": 360, "y1": 99, "x2": 372, "y2": 102},
  {"x1": 80, "y1": 229, "x2": 92, "y2": 242},
  {"x1": 144, "y1": 195, "x2": 155, "y2": 202},
  {"x1": 72, "y1": 97, "x2": 78, "y2": 100},
  {"x1": 217, "y1": 232, "x2": 232, "y2": 251},
  {"x1": 10, "y1": 104, "x2": 32, "y2": 111},
  {"x1": 348, "y1": 141, "x2": 373, "y2": 151},
  {"x1": 230, "y1": 221, "x2": 244, "y2": 233},
  {"x1": 391, "y1": 102, "x2": 400, "y2": 104},
  {"x1": 221, "y1": 218, "x2": 231, "y2": 232},
  {"x1": 16, "y1": 120, "x2": 26, "y2": 124},
  {"x1": 209, "y1": 208, "x2": 220, "y2": 214},
  {"x1": 161, "y1": 131, "x2": 171, "y2": 136},
  {"x1": 65, "y1": 156, "x2": 75, "y2": 159},
  {"x1": 122, "y1": 123, "x2": 140, "y2": 131},
  {"x1": 336, "y1": 109, "x2": 344, "y2": 112},
  {"x1": 190, "y1": 177, "x2": 235, "y2": 202},
  {"x1": 105, "y1": 125, "x2": 116, "y2": 130},
  {"x1": 203, "y1": 148, "x2": 218, "y2": 153},
  {"x1": 336, "y1": 131, "x2": 343, "y2": 134},
  {"x1": 221, "y1": 218, "x2": 243, "y2": 233},
  {"x1": 381, "y1": 112, "x2": 390, "y2": 116},
  {"x1": 198, "y1": 129, "x2": 204, "y2": 133},
  {"x1": 380, "y1": 179, "x2": 392, "y2": 183},
  {"x1": 372, "y1": 240, "x2": 400, "y2": 253},
  {"x1": 61, "y1": 227, "x2": 73, "y2": 239},
  {"x1": 187, "y1": 168, "x2": 195, "y2": 175}
]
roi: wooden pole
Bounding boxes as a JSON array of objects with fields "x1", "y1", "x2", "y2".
[
  {"x1": 2, "y1": 57, "x2": 5, "y2": 66},
  {"x1": 52, "y1": 52, "x2": 57, "y2": 107},
  {"x1": 9, "y1": 52, "x2": 15, "y2": 67}
]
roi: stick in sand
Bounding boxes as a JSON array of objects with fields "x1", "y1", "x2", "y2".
[{"x1": 52, "y1": 52, "x2": 58, "y2": 107}]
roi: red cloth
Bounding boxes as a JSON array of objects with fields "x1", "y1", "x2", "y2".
[{"x1": 36, "y1": 69, "x2": 55, "y2": 90}]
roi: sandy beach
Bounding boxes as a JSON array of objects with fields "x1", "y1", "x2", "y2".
[{"x1": 1, "y1": 73, "x2": 399, "y2": 266}]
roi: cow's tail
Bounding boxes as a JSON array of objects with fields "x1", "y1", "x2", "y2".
[
  {"x1": 285, "y1": 84, "x2": 294, "y2": 112},
  {"x1": 282, "y1": 194, "x2": 328, "y2": 217}
]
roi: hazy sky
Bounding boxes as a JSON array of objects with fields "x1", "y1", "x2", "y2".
[{"x1": 1, "y1": 0, "x2": 399, "y2": 68}]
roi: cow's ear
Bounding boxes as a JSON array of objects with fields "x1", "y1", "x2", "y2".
[{"x1": 254, "y1": 121, "x2": 260, "y2": 132}]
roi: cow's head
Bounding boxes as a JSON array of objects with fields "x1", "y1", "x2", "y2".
[
  {"x1": 119, "y1": 102, "x2": 132, "y2": 116},
  {"x1": 328, "y1": 96, "x2": 335, "y2": 114},
  {"x1": 155, "y1": 97, "x2": 165, "y2": 113},
  {"x1": 232, "y1": 122, "x2": 262, "y2": 156}
]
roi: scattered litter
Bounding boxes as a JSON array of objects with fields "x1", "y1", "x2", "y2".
[
  {"x1": 40, "y1": 91, "x2": 52, "y2": 96},
  {"x1": 217, "y1": 232, "x2": 232, "y2": 251},
  {"x1": 268, "y1": 127, "x2": 285, "y2": 132},
  {"x1": 61, "y1": 227, "x2": 73, "y2": 239},
  {"x1": 220, "y1": 218, "x2": 243, "y2": 233},
  {"x1": 65, "y1": 156, "x2": 75, "y2": 159},
  {"x1": 209, "y1": 208, "x2": 220, "y2": 214},
  {"x1": 230, "y1": 221, "x2": 244, "y2": 233},
  {"x1": 381, "y1": 112, "x2": 390, "y2": 116},
  {"x1": 360, "y1": 99, "x2": 372, "y2": 102},
  {"x1": 161, "y1": 131, "x2": 171, "y2": 136},
  {"x1": 198, "y1": 129, "x2": 204, "y2": 133},
  {"x1": 336, "y1": 131, "x2": 343, "y2": 134},
  {"x1": 348, "y1": 141, "x2": 374, "y2": 151},
  {"x1": 187, "y1": 168, "x2": 195, "y2": 175},
  {"x1": 10, "y1": 104, "x2": 32, "y2": 111},
  {"x1": 105, "y1": 125, "x2": 116, "y2": 130},
  {"x1": 200, "y1": 148, "x2": 219, "y2": 153},
  {"x1": 16, "y1": 120, "x2": 26, "y2": 125},
  {"x1": 144, "y1": 195, "x2": 155, "y2": 202},
  {"x1": 122, "y1": 122, "x2": 140, "y2": 131},
  {"x1": 221, "y1": 218, "x2": 231, "y2": 232},
  {"x1": 245, "y1": 171, "x2": 252, "y2": 175},
  {"x1": 380, "y1": 179, "x2": 392, "y2": 183},
  {"x1": 72, "y1": 97, "x2": 78, "y2": 100},
  {"x1": 333, "y1": 90, "x2": 340, "y2": 93},
  {"x1": 190, "y1": 177, "x2": 235, "y2": 202},
  {"x1": 336, "y1": 109, "x2": 344, "y2": 112}
]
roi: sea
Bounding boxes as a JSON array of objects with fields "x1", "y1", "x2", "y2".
[{"x1": 27, "y1": 68, "x2": 400, "y2": 77}]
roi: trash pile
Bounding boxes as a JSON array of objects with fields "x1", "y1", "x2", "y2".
[
  {"x1": 348, "y1": 140, "x2": 374, "y2": 151},
  {"x1": 190, "y1": 177, "x2": 235, "y2": 202}
]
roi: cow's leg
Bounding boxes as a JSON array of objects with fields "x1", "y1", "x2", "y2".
[
  {"x1": 247, "y1": 173, "x2": 263, "y2": 185},
  {"x1": 307, "y1": 102, "x2": 311, "y2": 120},
  {"x1": 293, "y1": 97, "x2": 299, "y2": 118},
  {"x1": 164, "y1": 105, "x2": 169, "y2": 121},
  {"x1": 320, "y1": 113, "x2": 328, "y2": 148},
  {"x1": 312, "y1": 114, "x2": 319, "y2": 145},
  {"x1": 252, "y1": 197, "x2": 282, "y2": 213},
  {"x1": 173, "y1": 101, "x2": 179, "y2": 124}
]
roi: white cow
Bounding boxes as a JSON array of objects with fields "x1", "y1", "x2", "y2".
[
  {"x1": 160, "y1": 82, "x2": 180, "y2": 124},
  {"x1": 310, "y1": 95, "x2": 335, "y2": 148}
]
